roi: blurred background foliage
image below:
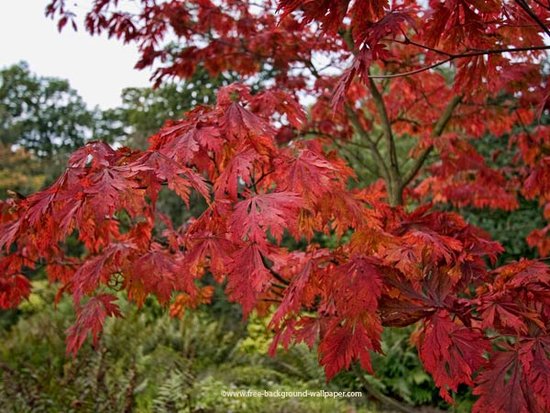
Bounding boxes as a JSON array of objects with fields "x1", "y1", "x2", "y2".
[
  {"x1": 0, "y1": 282, "x2": 372, "y2": 413},
  {"x1": 0, "y1": 61, "x2": 543, "y2": 412}
]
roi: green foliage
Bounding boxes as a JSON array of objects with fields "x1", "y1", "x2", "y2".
[
  {"x1": 0, "y1": 144, "x2": 45, "y2": 198},
  {"x1": 459, "y1": 198, "x2": 544, "y2": 262},
  {"x1": 0, "y1": 62, "x2": 120, "y2": 158},
  {"x1": 367, "y1": 328, "x2": 438, "y2": 406},
  {"x1": 458, "y1": 131, "x2": 544, "y2": 262},
  {"x1": 0, "y1": 62, "x2": 125, "y2": 196},
  {"x1": 0, "y1": 285, "x2": 372, "y2": 412}
]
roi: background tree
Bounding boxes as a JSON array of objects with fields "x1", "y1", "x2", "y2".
[
  {"x1": 0, "y1": 62, "x2": 120, "y2": 157},
  {"x1": 0, "y1": 1, "x2": 549, "y2": 412},
  {"x1": 0, "y1": 145, "x2": 46, "y2": 198},
  {"x1": 0, "y1": 62, "x2": 124, "y2": 191},
  {"x1": 110, "y1": 67, "x2": 233, "y2": 149}
]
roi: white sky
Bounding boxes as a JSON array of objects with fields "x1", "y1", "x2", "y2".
[{"x1": 0, "y1": 0, "x2": 152, "y2": 109}]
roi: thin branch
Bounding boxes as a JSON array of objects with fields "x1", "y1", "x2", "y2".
[
  {"x1": 261, "y1": 298, "x2": 282, "y2": 304},
  {"x1": 400, "y1": 146, "x2": 434, "y2": 189},
  {"x1": 260, "y1": 253, "x2": 290, "y2": 286},
  {"x1": 369, "y1": 45, "x2": 550, "y2": 79},
  {"x1": 433, "y1": 96, "x2": 463, "y2": 137},
  {"x1": 398, "y1": 36, "x2": 454, "y2": 57},
  {"x1": 332, "y1": 139, "x2": 379, "y2": 176},
  {"x1": 345, "y1": 104, "x2": 391, "y2": 184},
  {"x1": 268, "y1": 267, "x2": 290, "y2": 286},
  {"x1": 369, "y1": 57, "x2": 454, "y2": 79},
  {"x1": 393, "y1": 116, "x2": 422, "y2": 127},
  {"x1": 339, "y1": 29, "x2": 399, "y2": 196},
  {"x1": 401, "y1": 95, "x2": 462, "y2": 188},
  {"x1": 268, "y1": 288, "x2": 284, "y2": 299},
  {"x1": 367, "y1": 76, "x2": 402, "y2": 205},
  {"x1": 254, "y1": 168, "x2": 274, "y2": 188},
  {"x1": 514, "y1": 0, "x2": 550, "y2": 37}
]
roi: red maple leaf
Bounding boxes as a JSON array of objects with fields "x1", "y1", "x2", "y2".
[
  {"x1": 229, "y1": 191, "x2": 302, "y2": 247},
  {"x1": 417, "y1": 310, "x2": 490, "y2": 403},
  {"x1": 66, "y1": 294, "x2": 122, "y2": 356}
]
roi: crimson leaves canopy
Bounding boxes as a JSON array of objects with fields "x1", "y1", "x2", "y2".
[{"x1": 1, "y1": 1, "x2": 550, "y2": 411}]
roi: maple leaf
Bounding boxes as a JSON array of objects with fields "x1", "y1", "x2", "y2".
[
  {"x1": 269, "y1": 316, "x2": 323, "y2": 357},
  {"x1": 274, "y1": 148, "x2": 348, "y2": 203},
  {"x1": 184, "y1": 231, "x2": 235, "y2": 279},
  {"x1": 170, "y1": 285, "x2": 215, "y2": 318},
  {"x1": 271, "y1": 258, "x2": 313, "y2": 326},
  {"x1": 349, "y1": 0, "x2": 389, "y2": 23},
  {"x1": 82, "y1": 165, "x2": 146, "y2": 221},
  {"x1": 139, "y1": 152, "x2": 210, "y2": 206},
  {"x1": 72, "y1": 242, "x2": 136, "y2": 303},
  {"x1": 495, "y1": 259, "x2": 550, "y2": 289},
  {"x1": 221, "y1": 101, "x2": 275, "y2": 142},
  {"x1": 181, "y1": 210, "x2": 235, "y2": 279},
  {"x1": 155, "y1": 121, "x2": 214, "y2": 165},
  {"x1": 0, "y1": 220, "x2": 21, "y2": 252},
  {"x1": 319, "y1": 316, "x2": 382, "y2": 380},
  {"x1": 66, "y1": 294, "x2": 122, "y2": 356},
  {"x1": 403, "y1": 230, "x2": 463, "y2": 266},
  {"x1": 473, "y1": 338, "x2": 550, "y2": 413},
  {"x1": 332, "y1": 48, "x2": 373, "y2": 109},
  {"x1": 0, "y1": 274, "x2": 31, "y2": 309},
  {"x1": 332, "y1": 255, "x2": 383, "y2": 318},
  {"x1": 126, "y1": 248, "x2": 183, "y2": 306},
  {"x1": 229, "y1": 191, "x2": 302, "y2": 246},
  {"x1": 381, "y1": 243, "x2": 423, "y2": 279},
  {"x1": 213, "y1": 146, "x2": 260, "y2": 200},
  {"x1": 277, "y1": 0, "x2": 349, "y2": 33},
  {"x1": 249, "y1": 89, "x2": 306, "y2": 128},
  {"x1": 225, "y1": 243, "x2": 272, "y2": 316},
  {"x1": 418, "y1": 310, "x2": 490, "y2": 403},
  {"x1": 68, "y1": 141, "x2": 117, "y2": 169},
  {"x1": 480, "y1": 300, "x2": 531, "y2": 334},
  {"x1": 24, "y1": 187, "x2": 60, "y2": 227}
]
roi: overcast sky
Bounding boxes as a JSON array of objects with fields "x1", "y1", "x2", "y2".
[{"x1": 0, "y1": 1, "x2": 152, "y2": 109}]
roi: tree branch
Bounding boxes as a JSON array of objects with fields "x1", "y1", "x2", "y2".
[
  {"x1": 345, "y1": 104, "x2": 391, "y2": 184},
  {"x1": 367, "y1": 77, "x2": 402, "y2": 205},
  {"x1": 332, "y1": 139, "x2": 380, "y2": 177},
  {"x1": 401, "y1": 95, "x2": 462, "y2": 188},
  {"x1": 514, "y1": 0, "x2": 550, "y2": 37},
  {"x1": 369, "y1": 45, "x2": 550, "y2": 79}
]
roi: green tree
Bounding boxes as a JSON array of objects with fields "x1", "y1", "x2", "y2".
[
  {"x1": 0, "y1": 62, "x2": 120, "y2": 158},
  {"x1": 109, "y1": 67, "x2": 232, "y2": 149},
  {"x1": 0, "y1": 62, "x2": 124, "y2": 192}
]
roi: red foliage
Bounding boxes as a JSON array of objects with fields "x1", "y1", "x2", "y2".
[{"x1": 1, "y1": 0, "x2": 548, "y2": 410}]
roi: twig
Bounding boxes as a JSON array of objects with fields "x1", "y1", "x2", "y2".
[
  {"x1": 369, "y1": 45, "x2": 550, "y2": 79},
  {"x1": 400, "y1": 95, "x2": 462, "y2": 189}
]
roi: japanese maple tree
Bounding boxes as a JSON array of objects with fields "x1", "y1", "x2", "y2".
[{"x1": 1, "y1": 0, "x2": 550, "y2": 411}]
